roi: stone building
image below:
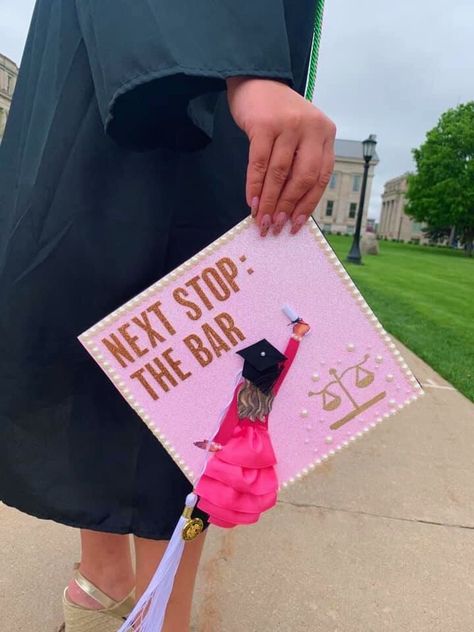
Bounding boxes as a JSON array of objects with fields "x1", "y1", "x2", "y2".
[
  {"x1": 0, "y1": 54, "x2": 19, "y2": 142},
  {"x1": 378, "y1": 173, "x2": 425, "y2": 242},
  {"x1": 313, "y1": 139, "x2": 379, "y2": 234}
]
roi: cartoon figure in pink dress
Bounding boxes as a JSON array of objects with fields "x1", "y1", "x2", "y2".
[{"x1": 194, "y1": 316, "x2": 311, "y2": 528}]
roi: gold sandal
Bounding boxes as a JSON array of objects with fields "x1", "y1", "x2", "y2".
[{"x1": 62, "y1": 567, "x2": 135, "y2": 632}]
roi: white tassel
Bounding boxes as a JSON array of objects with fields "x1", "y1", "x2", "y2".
[{"x1": 117, "y1": 493, "x2": 198, "y2": 632}]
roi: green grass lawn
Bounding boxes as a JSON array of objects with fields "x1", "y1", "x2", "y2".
[{"x1": 326, "y1": 235, "x2": 474, "y2": 401}]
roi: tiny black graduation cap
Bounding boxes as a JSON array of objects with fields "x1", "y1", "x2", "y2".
[{"x1": 237, "y1": 339, "x2": 287, "y2": 395}]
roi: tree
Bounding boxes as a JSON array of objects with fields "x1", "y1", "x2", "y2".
[{"x1": 406, "y1": 102, "x2": 474, "y2": 255}]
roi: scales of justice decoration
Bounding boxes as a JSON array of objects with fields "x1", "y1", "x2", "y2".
[
  {"x1": 79, "y1": 216, "x2": 424, "y2": 630},
  {"x1": 309, "y1": 353, "x2": 387, "y2": 430}
]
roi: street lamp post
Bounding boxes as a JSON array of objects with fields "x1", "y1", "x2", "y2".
[{"x1": 347, "y1": 134, "x2": 377, "y2": 264}]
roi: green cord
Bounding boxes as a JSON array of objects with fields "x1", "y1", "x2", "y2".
[{"x1": 304, "y1": 0, "x2": 326, "y2": 102}]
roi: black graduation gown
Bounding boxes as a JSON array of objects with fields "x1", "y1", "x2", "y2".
[{"x1": 0, "y1": 0, "x2": 317, "y2": 539}]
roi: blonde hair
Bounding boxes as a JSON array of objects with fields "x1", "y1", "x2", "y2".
[{"x1": 237, "y1": 380, "x2": 275, "y2": 421}]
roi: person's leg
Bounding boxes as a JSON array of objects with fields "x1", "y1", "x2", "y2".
[
  {"x1": 134, "y1": 531, "x2": 207, "y2": 632},
  {"x1": 66, "y1": 529, "x2": 135, "y2": 608}
]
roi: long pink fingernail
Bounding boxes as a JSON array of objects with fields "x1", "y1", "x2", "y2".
[
  {"x1": 260, "y1": 214, "x2": 271, "y2": 237},
  {"x1": 291, "y1": 215, "x2": 306, "y2": 234},
  {"x1": 251, "y1": 197, "x2": 259, "y2": 217},
  {"x1": 273, "y1": 211, "x2": 287, "y2": 235},
  {"x1": 273, "y1": 211, "x2": 287, "y2": 226}
]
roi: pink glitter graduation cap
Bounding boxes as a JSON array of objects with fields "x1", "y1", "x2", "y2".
[{"x1": 79, "y1": 218, "x2": 424, "y2": 630}]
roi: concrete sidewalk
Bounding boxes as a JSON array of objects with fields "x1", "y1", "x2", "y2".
[{"x1": 1, "y1": 342, "x2": 473, "y2": 632}]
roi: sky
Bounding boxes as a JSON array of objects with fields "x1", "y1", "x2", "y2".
[{"x1": 1, "y1": 0, "x2": 473, "y2": 219}]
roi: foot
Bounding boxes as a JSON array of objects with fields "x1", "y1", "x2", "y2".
[
  {"x1": 66, "y1": 577, "x2": 103, "y2": 610},
  {"x1": 66, "y1": 565, "x2": 135, "y2": 610}
]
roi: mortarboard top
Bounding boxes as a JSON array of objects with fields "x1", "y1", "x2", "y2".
[
  {"x1": 237, "y1": 339, "x2": 287, "y2": 394},
  {"x1": 237, "y1": 338, "x2": 287, "y2": 371}
]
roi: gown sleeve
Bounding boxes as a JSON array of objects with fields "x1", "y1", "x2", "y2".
[
  {"x1": 75, "y1": 0, "x2": 295, "y2": 152},
  {"x1": 273, "y1": 336, "x2": 300, "y2": 396}
]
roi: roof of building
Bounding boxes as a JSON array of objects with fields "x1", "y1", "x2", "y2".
[
  {"x1": 384, "y1": 171, "x2": 411, "y2": 186},
  {"x1": 335, "y1": 138, "x2": 379, "y2": 163},
  {"x1": 0, "y1": 53, "x2": 19, "y2": 71}
]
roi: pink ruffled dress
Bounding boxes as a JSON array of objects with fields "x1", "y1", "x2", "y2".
[{"x1": 195, "y1": 337, "x2": 300, "y2": 528}]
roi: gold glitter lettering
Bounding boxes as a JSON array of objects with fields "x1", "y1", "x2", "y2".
[
  {"x1": 102, "y1": 333, "x2": 135, "y2": 368},
  {"x1": 201, "y1": 267, "x2": 231, "y2": 302},
  {"x1": 130, "y1": 367, "x2": 159, "y2": 400},
  {"x1": 145, "y1": 358, "x2": 178, "y2": 392},
  {"x1": 185, "y1": 275, "x2": 214, "y2": 311},
  {"x1": 146, "y1": 300, "x2": 176, "y2": 336},
  {"x1": 118, "y1": 323, "x2": 149, "y2": 358},
  {"x1": 173, "y1": 288, "x2": 202, "y2": 321},
  {"x1": 184, "y1": 334, "x2": 213, "y2": 367},
  {"x1": 214, "y1": 312, "x2": 245, "y2": 346},
  {"x1": 132, "y1": 311, "x2": 166, "y2": 347},
  {"x1": 162, "y1": 347, "x2": 192, "y2": 382},
  {"x1": 201, "y1": 323, "x2": 231, "y2": 357},
  {"x1": 216, "y1": 257, "x2": 240, "y2": 293}
]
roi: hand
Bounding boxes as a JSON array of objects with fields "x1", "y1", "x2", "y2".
[
  {"x1": 293, "y1": 320, "x2": 311, "y2": 337},
  {"x1": 193, "y1": 439, "x2": 223, "y2": 452},
  {"x1": 227, "y1": 77, "x2": 336, "y2": 236}
]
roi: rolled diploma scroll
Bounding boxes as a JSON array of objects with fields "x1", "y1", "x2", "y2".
[{"x1": 282, "y1": 305, "x2": 300, "y2": 323}]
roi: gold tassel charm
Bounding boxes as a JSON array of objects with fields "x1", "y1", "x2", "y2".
[{"x1": 181, "y1": 503, "x2": 204, "y2": 541}]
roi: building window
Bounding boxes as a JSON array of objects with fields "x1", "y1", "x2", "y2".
[
  {"x1": 349, "y1": 202, "x2": 357, "y2": 219},
  {"x1": 323, "y1": 224, "x2": 332, "y2": 234},
  {"x1": 326, "y1": 200, "x2": 334, "y2": 216},
  {"x1": 352, "y1": 175, "x2": 362, "y2": 192},
  {"x1": 329, "y1": 173, "x2": 337, "y2": 189}
]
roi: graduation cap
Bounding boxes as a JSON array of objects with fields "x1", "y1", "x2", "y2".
[{"x1": 237, "y1": 338, "x2": 287, "y2": 394}]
